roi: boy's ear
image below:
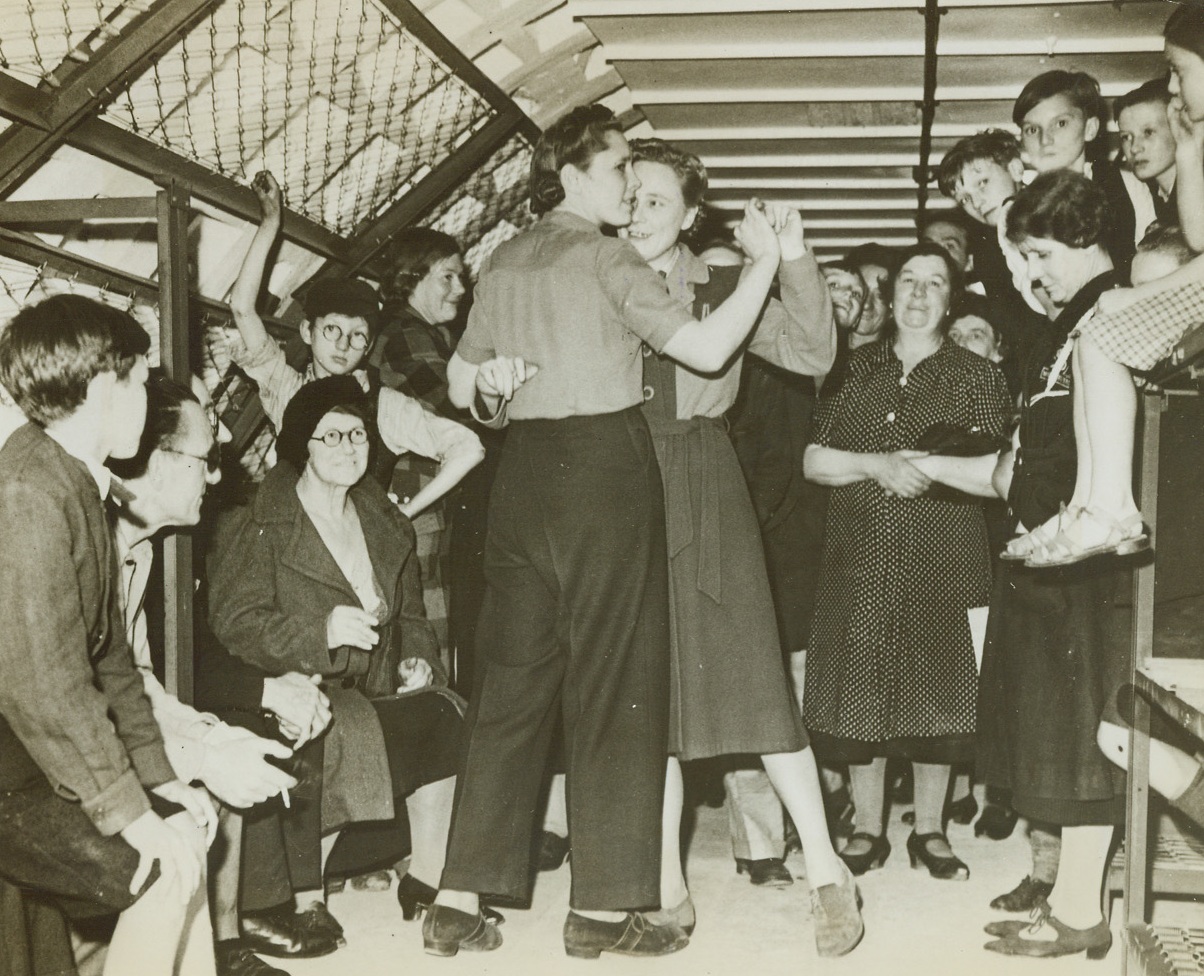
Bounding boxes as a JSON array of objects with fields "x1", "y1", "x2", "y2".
[
  {"x1": 1007, "y1": 158, "x2": 1026, "y2": 184},
  {"x1": 1084, "y1": 116, "x2": 1101, "y2": 145},
  {"x1": 300, "y1": 320, "x2": 314, "y2": 345}
]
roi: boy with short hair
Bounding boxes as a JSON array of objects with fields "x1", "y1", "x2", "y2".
[{"x1": 0, "y1": 294, "x2": 217, "y2": 976}]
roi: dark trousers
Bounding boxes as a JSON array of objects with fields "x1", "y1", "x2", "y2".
[
  {"x1": 240, "y1": 692, "x2": 463, "y2": 907},
  {"x1": 440, "y1": 407, "x2": 670, "y2": 911}
]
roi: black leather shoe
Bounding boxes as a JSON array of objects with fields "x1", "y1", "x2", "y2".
[
  {"x1": 838, "y1": 832, "x2": 891, "y2": 876},
  {"x1": 396, "y1": 874, "x2": 504, "y2": 924},
  {"x1": 294, "y1": 903, "x2": 345, "y2": 949},
  {"x1": 240, "y1": 906, "x2": 338, "y2": 959},
  {"x1": 537, "y1": 830, "x2": 571, "y2": 871},
  {"x1": 735, "y1": 857, "x2": 793, "y2": 887},
  {"x1": 906, "y1": 831, "x2": 969, "y2": 881},
  {"x1": 563, "y1": 911, "x2": 689, "y2": 959},
  {"x1": 990, "y1": 875, "x2": 1054, "y2": 912},
  {"x1": 976, "y1": 802, "x2": 1019, "y2": 840},
  {"x1": 422, "y1": 904, "x2": 502, "y2": 957},
  {"x1": 214, "y1": 941, "x2": 290, "y2": 976}
]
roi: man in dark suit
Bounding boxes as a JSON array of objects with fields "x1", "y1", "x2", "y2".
[{"x1": 0, "y1": 295, "x2": 216, "y2": 975}]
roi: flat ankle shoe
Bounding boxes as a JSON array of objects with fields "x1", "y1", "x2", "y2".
[
  {"x1": 563, "y1": 911, "x2": 689, "y2": 959},
  {"x1": 646, "y1": 895, "x2": 696, "y2": 936},
  {"x1": 947, "y1": 793, "x2": 978, "y2": 824},
  {"x1": 990, "y1": 875, "x2": 1053, "y2": 913},
  {"x1": 537, "y1": 830, "x2": 571, "y2": 871},
  {"x1": 214, "y1": 941, "x2": 290, "y2": 976},
  {"x1": 422, "y1": 905, "x2": 502, "y2": 957},
  {"x1": 735, "y1": 857, "x2": 793, "y2": 887},
  {"x1": 294, "y1": 903, "x2": 344, "y2": 948},
  {"x1": 975, "y1": 803, "x2": 1019, "y2": 840},
  {"x1": 811, "y1": 864, "x2": 864, "y2": 958},
  {"x1": 906, "y1": 831, "x2": 969, "y2": 880},
  {"x1": 838, "y1": 831, "x2": 890, "y2": 876},
  {"x1": 985, "y1": 912, "x2": 1112, "y2": 960}
]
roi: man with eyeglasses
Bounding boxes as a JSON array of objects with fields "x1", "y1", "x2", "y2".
[{"x1": 107, "y1": 370, "x2": 317, "y2": 976}]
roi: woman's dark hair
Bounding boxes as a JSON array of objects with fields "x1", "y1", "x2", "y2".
[
  {"x1": 106, "y1": 369, "x2": 199, "y2": 481},
  {"x1": 629, "y1": 137, "x2": 709, "y2": 210},
  {"x1": 275, "y1": 375, "x2": 372, "y2": 472},
  {"x1": 382, "y1": 228, "x2": 462, "y2": 303},
  {"x1": 529, "y1": 104, "x2": 623, "y2": 215},
  {"x1": 1012, "y1": 70, "x2": 1109, "y2": 159},
  {"x1": 881, "y1": 241, "x2": 964, "y2": 343},
  {"x1": 0, "y1": 294, "x2": 150, "y2": 427},
  {"x1": 1166, "y1": 4, "x2": 1204, "y2": 61},
  {"x1": 1114, "y1": 76, "x2": 1171, "y2": 121},
  {"x1": 1005, "y1": 170, "x2": 1111, "y2": 249}
]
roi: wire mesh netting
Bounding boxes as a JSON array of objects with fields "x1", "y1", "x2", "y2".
[
  {"x1": 0, "y1": 0, "x2": 142, "y2": 88},
  {"x1": 101, "y1": 0, "x2": 495, "y2": 238},
  {"x1": 425, "y1": 132, "x2": 535, "y2": 276}
]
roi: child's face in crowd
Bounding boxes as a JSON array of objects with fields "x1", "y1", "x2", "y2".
[
  {"x1": 952, "y1": 158, "x2": 1024, "y2": 227},
  {"x1": 1167, "y1": 42, "x2": 1204, "y2": 123},
  {"x1": 948, "y1": 314, "x2": 1002, "y2": 362},
  {"x1": 1020, "y1": 93, "x2": 1099, "y2": 174},
  {"x1": 303, "y1": 313, "x2": 372, "y2": 378},
  {"x1": 1118, "y1": 101, "x2": 1177, "y2": 185}
]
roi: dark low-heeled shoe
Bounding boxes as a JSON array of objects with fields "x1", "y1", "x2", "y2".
[
  {"x1": 947, "y1": 793, "x2": 979, "y2": 825},
  {"x1": 422, "y1": 904, "x2": 502, "y2": 957},
  {"x1": 563, "y1": 911, "x2": 689, "y2": 959},
  {"x1": 990, "y1": 875, "x2": 1054, "y2": 913},
  {"x1": 838, "y1": 831, "x2": 891, "y2": 876},
  {"x1": 294, "y1": 903, "x2": 345, "y2": 948},
  {"x1": 735, "y1": 857, "x2": 793, "y2": 887},
  {"x1": 396, "y1": 875, "x2": 504, "y2": 924},
  {"x1": 906, "y1": 831, "x2": 969, "y2": 881},
  {"x1": 537, "y1": 830, "x2": 571, "y2": 871},
  {"x1": 239, "y1": 905, "x2": 339, "y2": 959},
  {"x1": 975, "y1": 802, "x2": 1019, "y2": 840},
  {"x1": 214, "y1": 940, "x2": 290, "y2": 976},
  {"x1": 985, "y1": 911, "x2": 1112, "y2": 960}
]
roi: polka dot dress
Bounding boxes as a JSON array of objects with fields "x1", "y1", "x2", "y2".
[{"x1": 803, "y1": 340, "x2": 1010, "y2": 748}]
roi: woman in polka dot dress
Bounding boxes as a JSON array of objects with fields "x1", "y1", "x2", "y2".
[{"x1": 803, "y1": 242, "x2": 1011, "y2": 882}]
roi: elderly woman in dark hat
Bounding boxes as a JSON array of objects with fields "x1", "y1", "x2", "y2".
[{"x1": 208, "y1": 375, "x2": 468, "y2": 946}]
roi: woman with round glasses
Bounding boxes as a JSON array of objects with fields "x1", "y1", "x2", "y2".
[
  {"x1": 220, "y1": 172, "x2": 484, "y2": 518},
  {"x1": 208, "y1": 375, "x2": 466, "y2": 946}
]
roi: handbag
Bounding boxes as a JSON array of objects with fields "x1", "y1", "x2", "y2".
[
  {"x1": 914, "y1": 422, "x2": 1008, "y2": 503},
  {"x1": 914, "y1": 422, "x2": 1009, "y2": 457}
]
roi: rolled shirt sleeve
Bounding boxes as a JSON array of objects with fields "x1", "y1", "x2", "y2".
[
  {"x1": 747, "y1": 254, "x2": 838, "y2": 377},
  {"x1": 376, "y1": 387, "x2": 483, "y2": 466}
]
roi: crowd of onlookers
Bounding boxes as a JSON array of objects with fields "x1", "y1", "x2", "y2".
[{"x1": 5, "y1": 5, "x2": 1204, "y2": 975}]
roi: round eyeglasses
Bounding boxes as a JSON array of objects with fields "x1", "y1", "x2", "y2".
[
  {"x1": 321, "y1": 322, "x2": 370, "y2": 351},
  {"x1": 310, "y1": 427, "x2": 369, "y2": 448}
]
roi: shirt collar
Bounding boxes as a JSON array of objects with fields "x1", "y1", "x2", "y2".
[{"x1": 46, "y1": 426, "x2": 112, "y2": 498}]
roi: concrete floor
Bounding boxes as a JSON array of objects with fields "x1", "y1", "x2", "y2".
[{"x1": 273, "y1": 790, "x2": 1197, "y2": 976}]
